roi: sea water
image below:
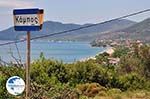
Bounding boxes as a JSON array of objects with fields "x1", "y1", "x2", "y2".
[{"x1": 0, "y1": 41, "x2": 106, "y2": 63}]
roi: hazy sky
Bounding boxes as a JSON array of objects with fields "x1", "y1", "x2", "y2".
[{"x1": 0, "y1": 0, "x2": 150, "y2": 30}]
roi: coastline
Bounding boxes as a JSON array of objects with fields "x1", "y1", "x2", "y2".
[{"x1": 79, "y1": 47, "x2": 114, "y2": 62}]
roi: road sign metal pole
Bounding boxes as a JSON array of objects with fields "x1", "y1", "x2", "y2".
[{"x1": 26, "y1": 31, "x2": 30, "y2": 99}]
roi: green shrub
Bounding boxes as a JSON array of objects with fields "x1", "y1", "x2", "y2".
[
  {"x1": 118, "y1": 73, "x2": 146, "y2": 90},
  {"x1": 66, "y1": 61, "x2": 110, "y2": 87},
  {"x1": 31, "y1": 57, "x2": 68, "y2": 84},
  {"x1": 112, "y1": 46, "x2": 129, "y2": 58}
]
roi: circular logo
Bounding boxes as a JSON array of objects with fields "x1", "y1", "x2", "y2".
[{"x1": 6, "y1": 76, "x2": 25, "y2": 96}]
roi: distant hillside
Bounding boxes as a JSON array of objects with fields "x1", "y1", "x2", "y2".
[
  {"x1": 122, "y1": 18, "x2": 150, "y2": 33},
  {"x1": 0, "y1": 19, "x2": 135, "y2": 41},
  {"x1": 96, "y1": 18, "x2": 150, "y2": 42}
]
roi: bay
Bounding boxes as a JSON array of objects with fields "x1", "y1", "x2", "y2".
[{"x1": 0, "y1": 41, "x2": 106, "y2": 63}]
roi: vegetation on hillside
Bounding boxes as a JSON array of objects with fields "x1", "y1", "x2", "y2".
[
  {"x1": 0, "y1": 43, "x2": 150, "y2": 99},
  {"x1": 94, "y1": 18, "x2": 150, "y2": 42}
]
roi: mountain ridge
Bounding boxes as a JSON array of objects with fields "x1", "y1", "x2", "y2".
[{"x1": 0, "y1": 19, "x2": 136, "y2": 41}]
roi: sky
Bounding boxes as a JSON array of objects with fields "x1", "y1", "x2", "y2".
[{"x1": 0, "y1": 0, "x2": 150, "y2": 30}]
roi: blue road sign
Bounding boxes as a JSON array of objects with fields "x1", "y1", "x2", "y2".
[{"x1": 13, "y1": 8, "x2": 44, "y2": 31}]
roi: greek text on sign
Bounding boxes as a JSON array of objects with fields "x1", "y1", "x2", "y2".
[
  {"x1": 13, "y1": 8, "x2": 44, "y2": 31},
  {"x1": 14, "y1": 14, "x2": 39, "y2": 26}
]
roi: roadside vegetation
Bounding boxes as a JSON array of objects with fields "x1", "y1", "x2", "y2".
[{"x1": 0, "y1": 43, "x2": 150, "y2": 99}]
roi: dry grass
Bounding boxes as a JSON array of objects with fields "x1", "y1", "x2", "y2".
[
  {"x1": 80, "y1": 90, "x2": 150, "y2": 99},
  {"x1": 98, "y1": 90, "x2": 150, "y2": 99}
]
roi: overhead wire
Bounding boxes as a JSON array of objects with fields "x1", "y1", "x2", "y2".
[{"x1": 0, "y1": 9, "x2": 150, "y2": 46}]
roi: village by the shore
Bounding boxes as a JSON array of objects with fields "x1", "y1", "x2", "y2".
[{"x1": 81, "y1": 39, "x2": 144, "y2": 65}]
